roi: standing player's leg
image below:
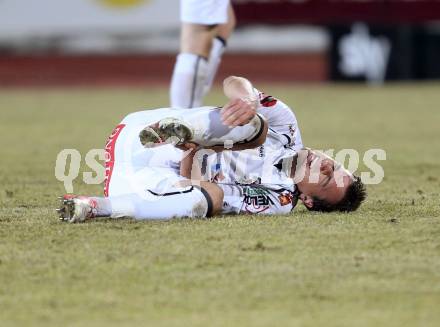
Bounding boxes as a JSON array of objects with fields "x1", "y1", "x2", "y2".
[
  {"x1": 203, "y1": 4, "x2": 236, "y2": 96},
  {"x1": 170, "y1": 0, "x2": 231, "y2": 108},
  {"x1": 170, "y1": 24, "x2": 215, "y2": 108}
]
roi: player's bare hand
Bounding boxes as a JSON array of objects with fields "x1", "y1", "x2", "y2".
[{"x1": 221, "y1": 98, "x2": 257, "y2": 127}]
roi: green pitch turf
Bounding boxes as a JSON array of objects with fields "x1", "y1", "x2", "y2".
[{"x1": 0, "y1": 83, "x2": 439, "y2": 327}]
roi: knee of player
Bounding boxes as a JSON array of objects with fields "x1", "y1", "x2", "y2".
[{"x1": 200, "y1": 182, "x2": 224, "y2": 216}]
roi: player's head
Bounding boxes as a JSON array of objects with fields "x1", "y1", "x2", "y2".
[{"x1": 293, "y1": 149, "x2": 366, "y2": 212}]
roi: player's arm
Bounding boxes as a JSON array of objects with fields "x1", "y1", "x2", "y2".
[
  {"x1": 221, "y1": 76, "x2": 259, "y2": 127},
  {"x1": 210, "y1": 75, "x2": 268, "y2": 149},
  {"x1": 178, "y1": 143, "x2": 202, "y2": 180},
  {"x1": 227, "y1": 76, "x2": 302, "y2": 150},
  {"x1": 207, "y1": 115, "x2": 267, "y2": 152}
]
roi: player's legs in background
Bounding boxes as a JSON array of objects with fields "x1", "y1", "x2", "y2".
[
  {"x1": 170, "y1": 23, "x2": 218, "y2": 108},
  {"x1": 170, "y1": 0, "x2": 231, "y2": 108},
  {"x1": 204, "y1": 5, "x2": 236, "y2": 96}
]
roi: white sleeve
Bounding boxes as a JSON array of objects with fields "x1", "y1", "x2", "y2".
[{"x1": 255, "y1": 90, "x2": 303, "y2": 151}]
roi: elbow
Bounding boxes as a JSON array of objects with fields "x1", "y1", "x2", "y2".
[{"x1": 223, "y1": 75, "x2": 239, "y2": 88}]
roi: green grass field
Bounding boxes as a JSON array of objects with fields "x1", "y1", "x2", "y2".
[{"x1": 1, "y1": 83, "x2": 439, "y2": 326}]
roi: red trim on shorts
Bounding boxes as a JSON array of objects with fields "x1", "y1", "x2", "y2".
[{"x1": 104, "y1": 124, "x2": 126, "y2": 197}]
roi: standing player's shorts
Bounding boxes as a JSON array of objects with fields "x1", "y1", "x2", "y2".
[
  {"x1": 181, "y1": 0, "x2": 230, "y2": 25},
  {"x1": 219, "y1": 183, "x2": 298, "y2": 216}
]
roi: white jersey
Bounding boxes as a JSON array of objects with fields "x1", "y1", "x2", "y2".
[
  {"x1": 180, "y1": 0, "x2": 229, "y2": 25},
  {"x1": 104, "y1": 100, "x2": 302, "y2": 216},
  {"x1": 213, "y1": 91, "x2": 303, "y2": 189},
  {"x1": 104, "y1": 105, "x2": 265, "y2": 197}
]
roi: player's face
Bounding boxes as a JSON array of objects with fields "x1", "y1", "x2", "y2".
[{"x1": 294, "y1": 149, "x2": 353, "y2": 207}]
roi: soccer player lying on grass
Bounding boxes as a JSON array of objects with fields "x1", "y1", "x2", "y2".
[
  {"x1": 57, "y1": 77, "x2": 366, "y2": 222},
  {"x1": 175, "y1": 76, "x2": 365, "y2": 214}
]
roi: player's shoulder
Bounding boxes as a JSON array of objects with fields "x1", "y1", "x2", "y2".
[
  {"x1": 255, "y1": 89, "x2": 290, "y2": 111},
  {"x1": 255, "y1": 89, "x2": 296, "y2": 123}
]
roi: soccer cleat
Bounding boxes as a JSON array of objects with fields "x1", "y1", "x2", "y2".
[
  {"x1": 57, "y1": 195, "x2": 97, "y2": 223},
  {"x1": 139, "y1": 118, "x2": 193, "y2": 148}
]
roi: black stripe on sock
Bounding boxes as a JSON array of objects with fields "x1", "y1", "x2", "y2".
[
  {"x1": 215, "y1": 36, "x2": 227, "y2": 47},
  {"x1": 189, "y1": 56, "x2": 201, "y2": 108}
]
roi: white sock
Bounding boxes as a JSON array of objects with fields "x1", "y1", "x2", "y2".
[
  {"x1": 91, "y1": 197, "x2": 112, "y2": 217},
  {"x1": 105, "y1": 189, "x2": 210, "y2": 220},
  {"x1": 173, "y1": 108, "x2": 265, "y2": 147},
  {"x1": 170, "y1": 53, "x2": 208, "y2": 108},
  {"x1": 203, "y1": 37, "x2": 226, "y2": 97}
]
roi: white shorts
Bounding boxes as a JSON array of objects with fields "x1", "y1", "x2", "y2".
[
  {"x1": 181, "y1": 0, "x2": 229, "y2": 25},
  {"x1": 104, "y1": 120, "x2": 211, "y2": 219},
  {"x1": 219, "y1": 183, "x2": 298, "y2": 216},
  {"x1": 108, "y1": 182, "x2": 211, "y2": 220},
  {"x1": 102, "y1": 106, "x2": 268, "y2": 219}
]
